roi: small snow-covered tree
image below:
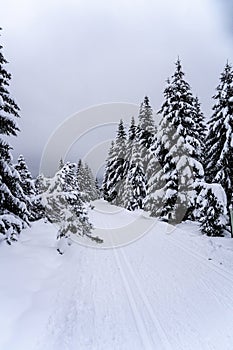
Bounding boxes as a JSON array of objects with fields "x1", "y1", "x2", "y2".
[
  {"x1": 199, "y1": 184, "x2": 227, "y2": 237},
  {"x1": 0, "y1": 30, "x2": 29, "y2": 243},
  {"x1": 42, "y1": 163, "x2": 96, "y2": 253},
  {"x1": 205, "y1": 62, "x2": 233, "y2": 210},
  {"x1": 63, "y1": 163, "x2": 93, "y2": 236}
]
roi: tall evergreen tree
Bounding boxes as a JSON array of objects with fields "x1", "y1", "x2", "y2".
[
  {"x1": 124, "y1": 116, "x2": 137, "y2": 175},
  {"x1": 111, "y1": 119, "x2": 127, "y2": 205},
  {"x1": 151, "y1": 59, "x2": 204, "y2": 222},
  {"x1": 102, "y1": 120, "x2": 127, "y2": 205},
  {"x1": 77, "y1": 160, "x2": 87, "y2": 200},
  {"x1": 123, "y1": 144, "x2": 147, "y2": 211},
  {"x1": 205, "y1": 62, "x2": 233, "y2": 210},
  {"x1": 143, "y1": 149, "x2": 165, "y2": 216},
  {"x1": 137, "y1": 96, "x2": 156, "y2": 175},
  {"x1": 14, "y1": 154, "x2": 39, "y2": 220},
  {"x1": 142, "y1": 115, "x2": 161, "y2": 215},
  {"x1": 193, "y1": 96, "x2": 207, "y2": 164},
  {"x1": 102, "y1": 141, "x2": 115, "y2": 201},
  {"x1": 0, "y1": 29, "x2": 29, "y2": 243},
  {"x1": 117, "y1": 116, "x2": 137, "y2": 206}
]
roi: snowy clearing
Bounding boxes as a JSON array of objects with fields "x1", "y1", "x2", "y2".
[{"x1": 0, "y1": 200, "x2": 233, "y2": 350}]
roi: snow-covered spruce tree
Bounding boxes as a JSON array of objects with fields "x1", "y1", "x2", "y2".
[
  {"x1": 123, "y1": 143, "x2": 147, "y2": 211},
  {"x1": 199, "y1": 185, "x2": 227, "y2": 237},
  {"x1": 95, "y1": 178, "x2": 101, "y2": 199},
  {"x1": 14, "y1": 155, "x2": 35, "y2": 197},
  {"x1": 117, "y1": 116, "x2": 137, "y2": 206},
  {"x1": 193, "y1": 97, "x2": 207, "y2": 164},
  {"x1": 137, "y1": 96, "x2": 156, "y2": 175},
  {"x1": 188, "y1": 96, "x2": 207, "y2": 220},
  {"x1": 84, "y1": 163, "x2": 101, "y2": 201},
  {"x1": 143, "y1": 121, "x2": 162, "y2": 214},
  {"x1": 0, "y1": 30, "x2": 29, "y2": 243},
  {"x1": 205, "y1": 62, "x2": 233, "y2": 211},
  {"x1": 102, "y1": 141, "x2": 115, "y2": 201},
  {"x1": 111, "y1": 119, "x2": 127, "y2": 206},
  {"x1": 124, "y1": 116, "x2": 137, "y2": 176},
  {"x1": 143, "y1": 149, "x2": 165, "y2": 216},
  {"x1": 76, "y1": 160, "x2": 87, "y2": 200},
  {"x1": 14, "y1": 154, "x2": 42, "y2": 221},
  {"x1": 77, "y1": 160, "x2": 99, "y2": 202},
  {"x1": 62, "y1": 163, "x2": 94, "y2": 235},
  {"x1": 42, "y1": 163, "x2": 101, "y2": 253},
  {"x1": 33, "y1": 174, "x2": 51, "y2": 220},
  {"x1": 102, "y1": 120, "x2": 127, "y2": 205},
  {"x1": 151, "y1": 59, "x2": 204, "y2": 223}
]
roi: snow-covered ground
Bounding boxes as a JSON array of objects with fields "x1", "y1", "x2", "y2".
[{"x1": 0, "y1": 200, "x2": 233, "y2": 350}]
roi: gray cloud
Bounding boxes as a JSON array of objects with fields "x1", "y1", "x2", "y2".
[
  {"x1": 1, "y1": 0, "x2": 233, "y2": 176},
  {"x1": 215, "y1": 0, "x2": 233, "y2": 35}
]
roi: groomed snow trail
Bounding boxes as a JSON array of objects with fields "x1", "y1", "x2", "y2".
[{"x1": 1, "y1": 199, "x2": 233, "y2": 350}]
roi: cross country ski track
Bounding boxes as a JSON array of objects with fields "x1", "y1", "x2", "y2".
[{"x1": 1, "y1": 199, "x2": 233, "y2": 350}]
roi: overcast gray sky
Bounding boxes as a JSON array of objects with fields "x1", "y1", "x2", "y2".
[{"x1": 1, "y1": 0, "x2": 233, "y2": 176}]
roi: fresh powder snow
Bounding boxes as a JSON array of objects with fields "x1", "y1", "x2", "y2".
[{"x1": 0, "y1": 200, "x2": 233, "y2": 350}]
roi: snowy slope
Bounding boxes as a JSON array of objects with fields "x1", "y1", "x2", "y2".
[{"x1": 0, "y1": 200, "x2": 233, "y2": 350}]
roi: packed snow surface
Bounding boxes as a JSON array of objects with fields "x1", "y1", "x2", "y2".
[{"x1": 0, "y1": 200, "x2": 233, "y2": 350}]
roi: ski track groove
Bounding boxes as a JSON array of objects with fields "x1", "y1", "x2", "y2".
[
  {"x1": 112, "y1": 245, "x2": 154, "y2": 350},
  {"x1": 96, "y1": 210, "x2": 149, "y2": 350},
  {"x1": 118, "y1": 247, "x2": 173, "y2": 350},
  {"x1": 167, "y1": 234, "x2": 233, "y2": 284},
  {"x1": 99, "y1": 213, "x2": 154, "y2": 350}
]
